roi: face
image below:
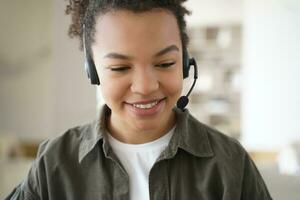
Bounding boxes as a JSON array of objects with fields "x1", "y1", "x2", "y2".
[{"x1": 92, "y1": 9, "x2": 183, "y2": 138}]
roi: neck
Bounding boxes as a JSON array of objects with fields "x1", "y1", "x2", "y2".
[{"x1": 107, "y1": 112, "x2": 176, "y2": 144}]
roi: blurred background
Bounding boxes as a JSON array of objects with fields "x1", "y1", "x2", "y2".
[{"x1": 0, "y1": 0, "x2": 299, "y2": 199}]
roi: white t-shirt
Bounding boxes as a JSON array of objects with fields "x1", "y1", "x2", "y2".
[{"x1": 107, "y1": 127, "x2": 175, "y2": 200}]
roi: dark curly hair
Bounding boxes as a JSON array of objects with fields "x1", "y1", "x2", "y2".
[{"x1": 65, "y1": 0, "x2": 191, "y2": 52}]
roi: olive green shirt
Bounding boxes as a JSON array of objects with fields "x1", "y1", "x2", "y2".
[{"x1": 6, "y1": 105, "x2": 272, "y2": 200}]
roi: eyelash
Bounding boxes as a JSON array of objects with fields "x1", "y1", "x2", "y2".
[
  {"x1": 109, "y1": 62, "x2": 176, "y2": 72},
  {"x1": 155, "y1": 62, "x2": 176, "y2": 68},
  {"x1": 110, "y1": 66, "x2": 130, "y2": 71}
]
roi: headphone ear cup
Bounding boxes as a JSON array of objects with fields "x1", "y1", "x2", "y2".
[
  {"x1": 83, "y1": 25, "x2": 100, "y2": 85},
  {"x1": 183, "y1": 48, "x2": 191, "y2": 79},
  {"x1": 85, "y1": 55, "x2": 100, "y2": 85}
]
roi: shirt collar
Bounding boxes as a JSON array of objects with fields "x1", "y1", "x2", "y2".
[
  {"x1": 78, "y1": 105, "x2": 110, "y2": 163},
  {"x1": 167, "y1": 107, "x2": 214, "y2": 159},
  {"x1": 78, "y1": 105, "x2": 214, "y2": 163}
]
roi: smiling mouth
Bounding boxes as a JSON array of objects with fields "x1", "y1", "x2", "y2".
[
  {"x1": 133, "y1": 101, "x2": 159, "y2": 109},
  {"x1": 127, "y1": 98, "x2": 166, "y2": 109}
]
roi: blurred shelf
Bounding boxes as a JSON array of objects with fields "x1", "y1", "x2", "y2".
[{"x1": 188, "y1": 25, "x2": 242, "y2": 138}]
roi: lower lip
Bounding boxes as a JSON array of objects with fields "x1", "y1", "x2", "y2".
[{"x1": 125, "y1": 99, "x2": 165, "y2": 117}]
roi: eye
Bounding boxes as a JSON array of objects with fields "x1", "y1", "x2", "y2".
[
  {"x1": 108, "y1": 66, "x2": 131, "y2": 72},
  {"x1": 155, "y1": 62, "x2": 176, "y2": 68}
]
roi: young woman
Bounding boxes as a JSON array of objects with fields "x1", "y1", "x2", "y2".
[{"x1": 7, "y1": 1, "x2": 272, "y2": 199}]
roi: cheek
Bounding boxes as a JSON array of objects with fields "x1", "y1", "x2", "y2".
[
  {"x1": 99, "y1": 77, "x2": 129, "y2": 104},
  {"x1": 162, "y1": 72, "x2": 183, "y2": 98}
]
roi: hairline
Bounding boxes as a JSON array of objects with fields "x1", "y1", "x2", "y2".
[{"x1": 87, "y1": 7, "x2": 186, "y2": 54}]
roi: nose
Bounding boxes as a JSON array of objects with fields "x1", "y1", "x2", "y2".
[{"x1": 130, "y1": 67, "x2": 159, "y2": 95}]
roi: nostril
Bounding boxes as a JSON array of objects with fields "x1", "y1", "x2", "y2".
[
  {"x1": 131, "y1": 76, "x2": 159, "y2": 95},
  {"x1": 131, "y1": 83, "x2": 159, "y2": 95}
]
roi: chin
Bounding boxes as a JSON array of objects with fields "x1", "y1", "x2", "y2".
[
  {"x1": 129, "y1": 111, "x2": 174, "y2": 133},
  {"x1": 130, "y1": 119, "x2": 160, "y2": 132}
]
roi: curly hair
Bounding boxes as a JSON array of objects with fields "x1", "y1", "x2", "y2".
[{"x1": 65, "y1": 0, "x2": 191, "y2": 51}]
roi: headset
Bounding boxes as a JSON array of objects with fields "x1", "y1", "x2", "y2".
[{"x1": 83, "y1": 25, "x2": 198, "y2": 110}]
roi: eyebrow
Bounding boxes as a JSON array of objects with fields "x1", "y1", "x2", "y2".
[
  {"x1": 103, "y1": 45, "x2": 179, "y2": 60},
  {"x1": 103, "y1": 52, "x2": 133, "y2": 60},
  {"x1": 154, "y1": 45, "x2": 179, "y2": 58}
]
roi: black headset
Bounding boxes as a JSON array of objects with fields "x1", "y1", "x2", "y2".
[{"x1": 83, "y1": 26, "x2": 198, "y2": 110}]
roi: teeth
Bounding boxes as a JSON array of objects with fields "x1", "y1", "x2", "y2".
[{"x1": 133, "y1": 101, "x2": 158, "y2": 109}]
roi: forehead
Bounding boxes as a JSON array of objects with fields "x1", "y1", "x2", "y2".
[{"x1": 92, "y1": 9, "x2": 182, "y2": 53}]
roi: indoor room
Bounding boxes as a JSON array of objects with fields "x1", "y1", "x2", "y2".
[{"x1": 1, "y1": 0, "x2": 299, "y2": 199}]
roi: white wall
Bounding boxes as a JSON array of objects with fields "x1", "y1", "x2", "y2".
[
  {"x1": 0, "y1": 0, "x2": 97, "y2": 140},
  {"x1": 185, "y1": 0, "x2": 243, "y2": 26},
  {"x1": 242, "y1": 0, "x2": 300, "y2": 151},
  {"x1": 0, "y1": 0, "x2": 55, "y2": 140},
  {"x1": 52, "y1": 0, "x2": 97, "y2": 135}
]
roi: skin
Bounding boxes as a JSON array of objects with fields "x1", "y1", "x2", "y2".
[{"x1": 91, "y1": 9, "x2": 183, "y2": 144}]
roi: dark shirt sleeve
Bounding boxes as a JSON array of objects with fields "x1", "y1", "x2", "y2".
[
  {"x1": 5, "y1": 140, "x2": 49, "y2": 200},
  {"x1": 240, "y1": 152, "x2": 273, "y2": 200},
  {"x1": 5, "y1": 181, "x2": 39, "y2": 200}
]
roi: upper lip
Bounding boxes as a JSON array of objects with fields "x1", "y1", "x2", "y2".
[{"x1": 127, "y1": 97, "x2": 166, "y2": 105}]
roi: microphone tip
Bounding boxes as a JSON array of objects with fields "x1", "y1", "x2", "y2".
[{"x1": 176, "y1": 96, "x2": 189, "y2": 110}]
